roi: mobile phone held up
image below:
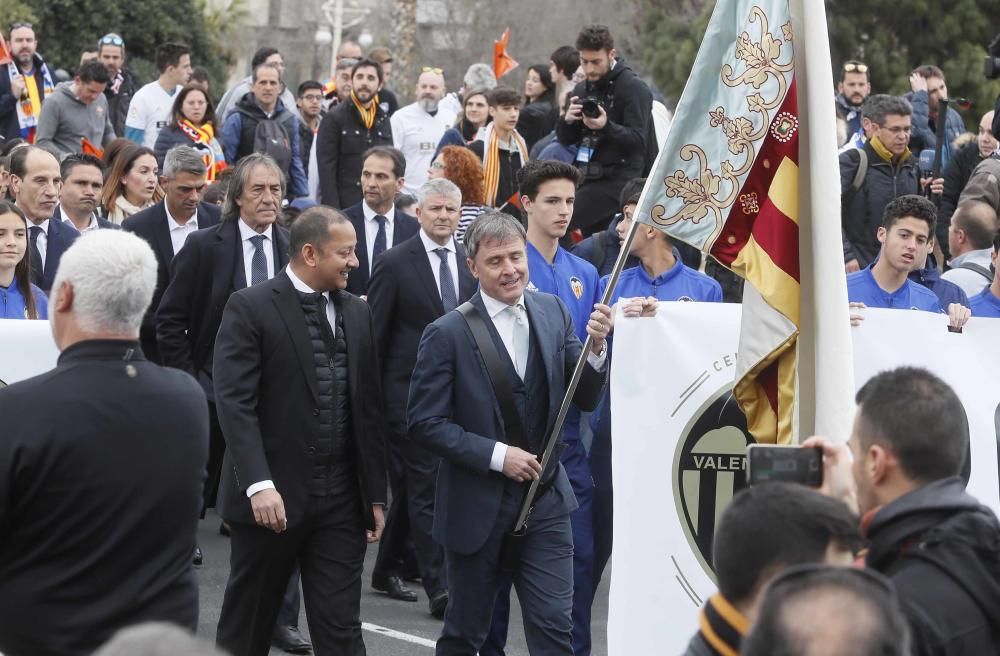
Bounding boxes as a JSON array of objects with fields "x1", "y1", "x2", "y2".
[{"x1": 746, "y1": 444, "x2": 823, "y2": 488}]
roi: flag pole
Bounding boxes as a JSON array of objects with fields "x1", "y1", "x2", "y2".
[{"x1": 511, "y1": 217, "x2": 641, "y2": 533}]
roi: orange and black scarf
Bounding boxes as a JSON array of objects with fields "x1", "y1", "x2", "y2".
[
  {"x1": 351, "y1": 91, "x2": 380, "y2": 130},
  {"x1": 480, "y1": 123, "x2": 528, "y2": 207},
  {"x1": 178, "y1": 119, "x2": 228, "y2": 181}
]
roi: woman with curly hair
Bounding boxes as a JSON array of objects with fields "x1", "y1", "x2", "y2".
[{"x1": 428, "y1": 145, "x2": 487, "y2": 242}]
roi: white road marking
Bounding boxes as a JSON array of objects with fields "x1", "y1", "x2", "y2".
[{"x1": 362, "y1": 622, "x2": 437, "y2": 648}]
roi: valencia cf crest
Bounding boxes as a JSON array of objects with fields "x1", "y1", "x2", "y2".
[
  {"x1": 570, "y1": 276, "x2": 584, "y2": 300},
  {"x1": 672, "y1": 387, "x2": 754, "y2": 581}
]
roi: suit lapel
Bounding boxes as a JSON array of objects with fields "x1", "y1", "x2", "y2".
[
  {"x1": 273, "y1": 225, "x2": 290, "y2": 271},
  {"x1": 272, "y1": 273, "x2": 321, "y2": 404},
  {"x1": 524, "y1": 293, "x2": 558, "y2": 413},
  {"x1": 338, "y1": 295, "x2": 362, "y2": 395},
  {"x1": 468, "y1": 293, "x2": 506, "y2": 428},
  {"x1": 350, "y1": 209, "x2": 369, "y2": 287},
  {"x1": 211, "y1": 221, "x2": 240, "y2": 301},
  {"x1": 409, "y1": 237, "x2": 445, "y2": 315},
  {"x1": 151, "y1": 205, "x2": 175, "y2": 271},
  {"x1": 456, "y1": 242, "x2": 478, "y2": 302}
]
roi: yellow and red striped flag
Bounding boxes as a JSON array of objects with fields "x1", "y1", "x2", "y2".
[{"x1": 635, "y1": 0, "x2": 854, "y2": 443}]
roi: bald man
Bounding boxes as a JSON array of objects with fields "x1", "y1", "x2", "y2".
[
  {"x1": 942, "y1": 200, "x2": 998, "y2": 296},
  {"x1": 390, "y1": 69, "x2": 457, "y2": 195}
]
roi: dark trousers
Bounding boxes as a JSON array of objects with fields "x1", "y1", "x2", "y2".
[
  {"x1": 589, "y1": 423, "x2": 613, "y2": 596},
  {"x1": 481, "y1": 439, "x2": 595, "y2": 656},
  {"x1": 437, "y1": 487, "x2": 574, "y2": 656},
  {"x1": 372, "y1": 426, "x2": 419, "y2": 582},
  {"x1": 202, "y1": 402, "x2": 226, "y2": 513},
  {"x1": 569, "y1": 178, "x2": 629, "y2": 237},
  {"x1": 373, "y1": 424, "x2": 437, "y2": 591},
  {"x1": 216, "y1": 491, "x2": 367, "y2": 656},
  {"x1": 276, "y1": 565, "x2": 302, "y2": 627}
]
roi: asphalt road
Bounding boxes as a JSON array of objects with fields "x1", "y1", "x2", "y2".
[{"x1": 195, "y1": 511, "x2": 611, "y2": 655}]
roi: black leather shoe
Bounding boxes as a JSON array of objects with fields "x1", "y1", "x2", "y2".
[
  {"x1": 219, "y1": 521, "x2": 231, "y2": 537},
  {"x1": 192, "y1": 545, "x2": 203, "y2": 567},
  {"x1": 372, "y1": 575, "x2": 419, "y2": 602},
  {"x1": 271, "y1": 625, "x2": 312, "y2": 654},
  {"x1": 429, "y1": 591, "x2": 449, "y2": 619}
]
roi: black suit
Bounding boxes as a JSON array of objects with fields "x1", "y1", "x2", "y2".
[
  {"x1": 213, "y1": 271, "x2": 387, "y2": 656},
  {"x1": 0, "y1": 340, "x2": 208, "y2": 656},
  {"x1": 122, "y1": 201, "x2": 222, "y2": 363},
  {"x1": 30, "y1": 216, "x2": 79, "y2": 293},
  {"x1": 53, "y1": 205, "x2": 121, "y2": 232},
  {"x1": 156, "y1": 218, "x2": 289, "y2": 511},
  {"x1": 367, "y1": 232, "x2": 477, "y2": 597},
  {"x1": 342, "y1": 201, "x2": 419, "y2": 296}
]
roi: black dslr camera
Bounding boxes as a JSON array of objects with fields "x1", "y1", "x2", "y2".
[
  {"x1": 986, "y1": 32, "x2": 1000, "y2": 79},
  {"x1": 581, "y1": 96, "x2": 603, "y2": 119}
]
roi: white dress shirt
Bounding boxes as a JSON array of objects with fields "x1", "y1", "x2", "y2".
[
  {"x1": 361, "y1": 201, "x2": 395, "y2": 274},
  {"x1": 60, "y1": 206, "x2": 99, "y2": 233},
  {"x1": 246, "y1": 266, "x2": 337, "y2": 498},
  {"x1": 27, "y1": 218, "x2": 49, "y2": 268},
  {"x1": 419, "y1": 228, "x2": 459, "y2": 301},
  {"x1": 238, "y1": 219, "x2": 275, "y2": 286},
  {"x1": 479, "y1": 291, "x2": 607, "y2": 472},
  {"x1": 165, "y1": 206, "x2": 199, "y2": 256}
]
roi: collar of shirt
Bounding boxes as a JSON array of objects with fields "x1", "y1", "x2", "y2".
[
  {"x1": 238, "y1": 218, "x2": 274, "y2": 243},
  {"x1": 480, "y1": 290, "x2": 525, "y2": 320},
  {"x1": 526, "y1": 240, "x2": 563, "y2": 268},
  {"x1": 419, "y1": 228, "x2": 455, "y2": 254},
  {"x1": 60, "y1": 206, "x2": 97, "y2": 231},
  {"x1": 635, "y1": 256, "x2": 684, "y2": 287},
  {"x1": 30, "y1": 217, "x2": 50, "y2": 235},
  {"x1": 165, "y1": 204, "x2": 198, "y2": 232},
  {"x1": 948, "y1": 247, "x2": 994, "y2": 268},
  {"x1": 285, "y1": 264, "x2": 326, "y2": 300},
  {"x1": 362, "y1": 201, "x2": 395, "y2": 224},
  {"x1": 862, "y1": 264, "x2": 907, "y2": 297}
]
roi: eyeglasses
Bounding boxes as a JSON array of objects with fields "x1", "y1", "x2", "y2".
[
  {"x1": 300, "y1": 94, "x2": 324, "y2": 102},
  {"x1": 421, "y1": 67, "x2": 444, "y2": 75},
  {"x1": 430, "y1": 161, "x2": 445, "y2": 169},
  {"x1": 842, "y1": 62, "x2": 869, "y2": 74},
  {"x1": 9, "y1": 22, "x2": 32, "y2": 31},
  {"x1": 99, "y1": 34, "x2": 124, "y2": 46}
]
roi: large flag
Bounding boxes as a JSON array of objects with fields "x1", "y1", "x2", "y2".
[{"x1": 634, "y1": 0, "x2": 853, "y2": 443}]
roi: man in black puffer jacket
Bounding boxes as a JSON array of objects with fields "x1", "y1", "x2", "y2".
[
  {"x1": 556, "y1": 25, "x2": 652, "y2": 237},
  {"x1": 808, "y1": 367, "x2": 1000, "y2": 656}
]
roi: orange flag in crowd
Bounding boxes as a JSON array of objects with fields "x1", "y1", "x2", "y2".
[
  {"x1": 81, "y1": 138, "x2": 104, "y2": 159},
  {"x1": 0, "y1": 34, "x2": 11, "y2": 65},
  {"x1": 493, "y1": 28, "x2": 518, "y2": 79}
]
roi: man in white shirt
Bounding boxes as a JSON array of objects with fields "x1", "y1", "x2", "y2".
[
  {"x1": 58, "y1": 154, "x2": 117, "y2": 232},
  {"x1": 391, "y1": 69, "x2": 457, "y2": 196},
  {"x1": 9, "y1": 145, "x2": 78, "y2": 292},
  {"x1": 342, "y1": 146, "x2": 420, "y2": 296},
  {"x1": 367, "y1": 179, "x2": 478, "y2": 616},
  {"x1": 122, "y1": 145, "x2": 220, "y2": 364},
  {"x1": 942, "y1": 200, "x2": 997, "y2": 296},
  {"x1": 407, "y1": 211, "x2": 612, "y2": 655},
  {"x1": 125, "y1": 42, "x2": 191, "y2": 148}
]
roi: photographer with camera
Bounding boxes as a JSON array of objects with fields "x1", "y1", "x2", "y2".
[{"x1": 556, "y1": 25, "x2": 653, "y2": 238}]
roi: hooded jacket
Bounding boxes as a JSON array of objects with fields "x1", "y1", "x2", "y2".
[
  {"x1": 104, "y1": 68, "x2": 140, "y2": 137},
  {"x1": 835, "y1": 94, "x2": 864, "y2": 141},
  {"x1": 865, "y1": 477, "x2": 1000, "y2": 656},
  {"x1": 908, "y1": 253, "x2": 968, "y2": 309},
  {"x1": 35, "y1": 81, "x2": 114, "y2": 159},
  {"x1": 556, "y1": 59, "x2": 653, "y2": 181},
  {"x1": 906, "y1": 90, "x2": 966, "y2": 170}
]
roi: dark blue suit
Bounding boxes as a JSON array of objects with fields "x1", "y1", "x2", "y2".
[
  {"x1": 408, "y1": 290, "x2": 606, "y2": 655},
  {"x1": 341, "y1": 201, "x2": 419, "y2": 297},
  {"x1": 33, "y1": 216, "x2": 79, "y2": 293}
]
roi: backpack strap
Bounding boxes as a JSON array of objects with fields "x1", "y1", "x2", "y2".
[
  {"x1": 848, "y1": 147, "x2": 869, "y2": 197},
  {"x1": 955, "y1": 262, "x2": 994, "y2": 282}
]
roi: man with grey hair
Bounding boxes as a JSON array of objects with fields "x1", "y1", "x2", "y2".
[
  {"x1": 123, "y1": 144, "x2": 221, "y2": 366},
  {"x1": 408, "y1": 211, "x2": 612, "y2": 654},
  {"x1": 368, "y1": 177, "x2": 477, "y2": 616},
  {"x1": 392, "y1": 68, "x2": 458, "y2": 195},
  {"x1": 155, "y1": 153, "x2": 301, "y2": 648},
  {"x1": 439, "y1": 62, "x2": 498, "y2": 118},
  {"x1": 0, "y1": 230, "x2": 209, "y2": 656},
  {"x1": 332, "y1": 57, "x2": 357, "y2": 105},
  {"x1": 840, "y1": 94, "x2": 924, "y2": 271}
]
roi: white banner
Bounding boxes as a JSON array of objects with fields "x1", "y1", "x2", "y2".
[
  {"x1": 608, "y1": 303, "x2": 1000, "y2": 655},
  {"x1": 0, "y1": 320, "x2": 59, "y2": 387}
]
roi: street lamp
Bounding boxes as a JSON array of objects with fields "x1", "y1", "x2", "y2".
[{"x1": 320, "y1": 0, "x2": 370, "y2": 76}]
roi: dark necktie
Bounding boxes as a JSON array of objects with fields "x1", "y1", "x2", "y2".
[
  {"x1": 28, "y1": 225, "x2": 43, "y2": 285},
  {"x1": 435, "y1": 247, "x2": 458, "y2": 312},
  {"x1": 249, "y1": 234, "x2": 268, "y2": 286},
  {"x1": 372, "y1": 215, "x2": 388, "y2": 264}
]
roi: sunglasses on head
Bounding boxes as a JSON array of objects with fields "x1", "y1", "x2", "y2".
[
  {"x1": 843, "y1": 62, "x2": 869, "y2": 74},
  {"x1": 422, "y1": 66, "x2": 444, "y2": 75},
  {"x1": 99, "y1": 34, "x2": 124, "y2": 46},
  {"x1": 9, "y1": 22, "x2": 32, "y2": 31}
]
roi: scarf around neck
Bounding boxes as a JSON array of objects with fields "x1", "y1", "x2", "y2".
[
  {"x1": 8, "y1": 59, "x2": 55, "y2": 142},
  {"x1": 350, "y1": 90, "x2": 380, "y2": 130},
  {"x1": 178, "y1": 119, "x2": 228, "y2": 181},
  {"x1": 479, "y1": 122, "x2": 528, "y2": 207}
]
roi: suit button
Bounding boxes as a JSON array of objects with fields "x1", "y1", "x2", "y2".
[
  {"x1": 308, "y1": 447, "x2": 316, "y2": 455},
  {"x1": 313, "y1": 408, "x2": 319, "y2": 416}
]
